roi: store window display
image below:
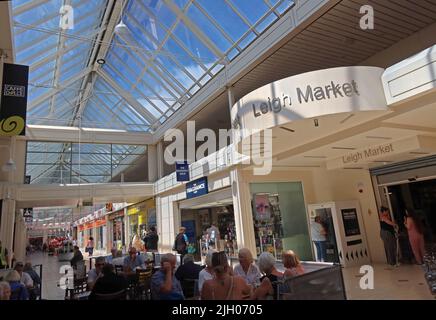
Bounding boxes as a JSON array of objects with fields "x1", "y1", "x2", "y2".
[{"x1": 250, "y1": 182, "x2": 311, "y2": 261}]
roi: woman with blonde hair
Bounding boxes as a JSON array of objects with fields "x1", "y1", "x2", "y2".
[
  {"x1": 233, "y1": 248, "x2": 261, "y2": 287},
  {"x1": 283, "y1": 250, "x2": 305, "y2": 278},
  {"x1": 201, "y1": 251, "x2": 252, "y2": 300},
  {"x1": 0, "y1": 281, "x2": 11, "y2": 300},
  {"x1": 4, "y1": 270, "x2": 28, "y2": 300},
  {"x1": 198, "y1": 249, "x2": 216, "y2": 294}
]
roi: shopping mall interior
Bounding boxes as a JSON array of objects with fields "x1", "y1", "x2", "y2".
[{"x1": 1, "y1": 0, "x2": 436, "y2": 301}]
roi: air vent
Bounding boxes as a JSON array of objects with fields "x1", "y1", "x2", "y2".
[{"x1": 280, "y1": 127, "x2": 295, "y2": 133}]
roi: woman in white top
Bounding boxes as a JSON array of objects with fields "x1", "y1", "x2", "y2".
[
  {"x1": 310, "y1": 216, "x2": 327, "y2": 262},
  {"x1": 198, "y1": 249, "x2": 216, "y2": 295},
  {"x1": 233, "y1": 248, "x2": 261, "y2": 287}
]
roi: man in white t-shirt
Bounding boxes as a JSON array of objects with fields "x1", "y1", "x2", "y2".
[
  {"x1": 310, "y1": 216, "x2": 327, "y2": 262},
  {"x1": 206, "y1": 223, "x2": 220, "y2": 249}
]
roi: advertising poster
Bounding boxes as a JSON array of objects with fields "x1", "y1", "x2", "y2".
[
  {"x1": 341, "y1": 208, "x2": 361, "y2": 237},
  {"x1": 254, "y1": 194, "x2": 271, "y2": 220}
]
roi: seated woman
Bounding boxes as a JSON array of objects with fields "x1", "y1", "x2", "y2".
[
  {"x1": 4, "y1": 270, "x2": 28, "y2": 300},
  {"x1": 198, "y1": 249, "x2": 216, "y2": 295},
  {"x1": 201, "y1": 251, "x2": 252, "y2": 300},
  {"x1": 282, "y1": 250, "x2": 305, "y2": 278},
  {"x1": 233, "y1": 248, "x2": 262, "y2": 288},
  {"x1": 0, "y1": 281, "x2": 11, "y2": 300},
  {"x1": 255, "y1": 252, "x2": 284, "y2": 300}
]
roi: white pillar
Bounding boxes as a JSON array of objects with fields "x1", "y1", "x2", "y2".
[
  {"x1": 157, "y1": 141, "x2": 164, "y2": 179},
  {"x1": 13, "y1": 212, "x2": 26, "y2": 263},
  {"x1": 0, "y1": 199, "x2": 16, "y2": 267},
  {"x1": 230, "y1": 168, "x2": 257, "y2": 257},
  {"x1": 147, "y1": 144, "x2": 158, "y2": 182}
]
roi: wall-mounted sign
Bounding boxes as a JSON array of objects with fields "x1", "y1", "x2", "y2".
[
  {"x1": 176, "y1": 161, "x2": 190, "y2": 182},
  {"x1": 0, "y1": 63, "x2": 29, "y2": 136},
  {"x1": 327, "y1": 135, "x2": 436, "y2": 170},
  {"x1": 186, "y1": 177, "x2": 208, "y2": 199},
  {"x1": 108, "y1": 210, "x2": 125, "y2": 220}
]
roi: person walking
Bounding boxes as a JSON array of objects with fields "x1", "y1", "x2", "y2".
[
  {"x1": 144, "y1": 226, "x2": 159, "y2": 252},
  {"x1": 0, "y1": 241, "x2": 9, "y2": 269},
  {"x1": 310, "y1": 216, "x2": 327, "y2": 262},
  {"x1": 404, "y1": 208, "x2": 426, "y2": 265},
  {"x1": 379, "y1": 206, "x2": 399, "y2": 267},
  {"x1": 173, "y1": 227, "x2": 189, "y2": 263},
  {"x1": 85, "y1": 236, "x2": 94, "y2": 257}
]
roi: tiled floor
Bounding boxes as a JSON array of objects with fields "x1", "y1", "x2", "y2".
[
  {"x1": 29, "y1": 251, "x2": 435, "y2": 300},
  {"x1": 342, "y1": 263, "x2": 435, "y2": 300}
]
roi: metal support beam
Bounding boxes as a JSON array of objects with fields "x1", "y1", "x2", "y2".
[{"x1": 97, "y1": 69, "x2": 157, "y2": 124}]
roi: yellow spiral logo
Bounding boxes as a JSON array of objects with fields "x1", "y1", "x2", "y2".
[{"x1": 0, "y1": 116, "x2": 25, "y2": 136}]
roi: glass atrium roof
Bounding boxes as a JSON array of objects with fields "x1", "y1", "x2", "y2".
[{"x1": 12, "y1": 0, "x2": 294, "y2": 132}]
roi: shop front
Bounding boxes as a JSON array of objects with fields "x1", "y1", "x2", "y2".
[
  {"x1": 179, "y1": 185, "x2": 236, "y2": 261},
  {"x1": 127, "y1": 198, "x2": 156, "y2": 245},
  {"x1": 108, "y1": 210, "x2": 126, "y2": 251}
]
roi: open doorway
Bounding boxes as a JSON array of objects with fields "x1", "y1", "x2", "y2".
[
  {"x1": 180, "y1": 203, "x2": 237, "y2": 262},
  {"x1": 387, "y1": 179, "x2": 436, "y2": 263}
]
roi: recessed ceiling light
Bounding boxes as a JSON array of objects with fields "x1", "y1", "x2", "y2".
[
  {"x1": 96, "y1": 58, "x2": 106, "y2": 65},
  {"x1": 304, "y1": 155, "x2": 327, "y2": 159},
  {"x1": 410, "y1": 151, "x2": 430, "y2": 155},
  {"x1": 332, "y1": 147, "x2": 356, "y2": 150},
  {"x1": 366, "y1": 136, "x2": 392, "y2": 140},
  {"x1": 340, "y1": 114, "x2": 355, "y2": 124},
  {"x1": 280, "y1": 127, "x2": 295, "y2": 133}
]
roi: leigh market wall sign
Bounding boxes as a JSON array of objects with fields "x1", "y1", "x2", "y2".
[
  {"x1": 327, "y1": 135, "x2": 436, "y2": 170},
  {"x1": 231, "y1": 66, "x2": 388, "y2": 134},
  {"x1": 186, "y1": 177, "x2": 208, "y2": 199}
]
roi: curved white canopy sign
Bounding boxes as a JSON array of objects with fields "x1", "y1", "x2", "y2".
[{"x1": 231, "y1": 66, "x2": 387, "y2": 135}]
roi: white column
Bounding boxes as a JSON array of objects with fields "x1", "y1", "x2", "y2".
[
  {"x1": 147, "y1": 144, "x2": 158, "y2": 182},
  {"x1": 13, "y1": 212, "x2": 26, "y2": 263},
  {"x1": 157, "y1": 141, "x2": 164, "y2": 179},
  {"x1": 230, "y1": 168, "x2": 257, "y2": 256},
  {"x1": 105, "y1": 215, "x2": 111, "y2": 253},
  {"x1": 0, "y1": 199, "x2": 16, "y2": 267}
]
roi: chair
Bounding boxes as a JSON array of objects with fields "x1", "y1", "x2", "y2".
[
  {"x1": 94, "y1": 289, "x2": 126, "y2": 300},
  {"x1": 181, "y1": 278, "x2": 198, "y2": 299},
  {"x1": 65, "y1": 277, "x2": 88, "y2": 300},
  {"x1": 135, "y1": 269, "x2": 153, "y2": 300}
]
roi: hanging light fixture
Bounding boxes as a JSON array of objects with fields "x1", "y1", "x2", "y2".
[{"x1": 114, "y1": 0, "x2": 129, "y2": 36}]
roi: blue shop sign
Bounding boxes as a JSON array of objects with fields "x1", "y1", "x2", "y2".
[
  {"x1": 176, "y1": 161, "x2": 190, "y2": 182},
  {"x1": 186, "y1": 177, "x2": 208, "y2": 199}
]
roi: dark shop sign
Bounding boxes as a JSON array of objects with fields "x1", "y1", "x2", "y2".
[
  {"x1": 0, "y1": 63, "x2": 29, "y2": 136},
  {"x1": 186, "y1": 176, "x2": 208, "y2": 199}
]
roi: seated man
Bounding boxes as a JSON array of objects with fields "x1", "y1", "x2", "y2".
[
  {"x1": 175, "y1": 254, "x2": 203, "y2": 282},
  {"x1": 23, "y1": 262, "x2": 41, "y2": 300},
  {"x1": 123, "y1": 247, "x2": 146, "y2": 276},
  {"x1": 89, "y1": 264, "x2": 128, "y2": 300},
  {"x1": 106, "y1": 248, "x2": 118, "y2": 264},
  {"x1": 151, "y1": 253, "x2": 184, "y2": 300},
  {"x1": 87, "y1": 257, "x2": 105, "y2": 290}
]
